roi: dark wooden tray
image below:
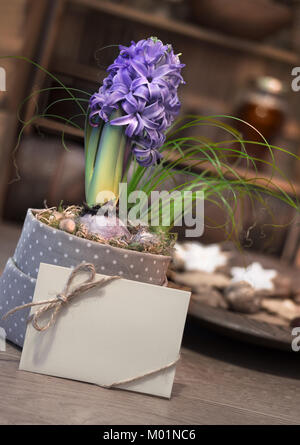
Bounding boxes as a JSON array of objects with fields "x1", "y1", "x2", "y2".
[
  {"x1": 188, "y1": 300, "x2": 292, "y2": 351},
  {"x1": 187, "y1": 250, "x2": 299, "y2": 351}
]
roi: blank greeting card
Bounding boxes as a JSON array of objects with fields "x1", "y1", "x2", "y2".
[{"x1": 20, "y1": 263, "x2": 190, "y2": 398}]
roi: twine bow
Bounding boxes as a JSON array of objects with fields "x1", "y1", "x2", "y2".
[{"x1": 2, "y1": 262, "x2": 119, "y2": 331}]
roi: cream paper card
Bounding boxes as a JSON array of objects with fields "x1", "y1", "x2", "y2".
[{"x1": 20, "y1": 263, "x2": 190, "y2": 398}]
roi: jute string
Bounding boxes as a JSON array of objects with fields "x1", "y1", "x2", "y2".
[
  {"x1": 3, "y1": 262, "x2": 119, "y2": 332},
  {"x1": 2, "y1": 262, "x2": 179, "y2": 387}
]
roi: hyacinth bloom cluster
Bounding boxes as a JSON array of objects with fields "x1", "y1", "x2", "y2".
[{"x1": 89, "y1": 37, "x2": 185, "y2": 167}]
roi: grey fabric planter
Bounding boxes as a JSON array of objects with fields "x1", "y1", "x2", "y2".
[{"x1": 0, "y1": 209, "x2": 170, "y2": 347}]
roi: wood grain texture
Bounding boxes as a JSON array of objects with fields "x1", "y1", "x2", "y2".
[
  {"x1": 1, "y1": 223, "x2": 300, "y2": 425},
  {"x1": 1, "y1": 323, "x2": 300, "y2": 425}
]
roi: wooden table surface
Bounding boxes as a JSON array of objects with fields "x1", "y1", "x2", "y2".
[{"x1": 1, "y1": 222, "x2": 300, "y2": 425}]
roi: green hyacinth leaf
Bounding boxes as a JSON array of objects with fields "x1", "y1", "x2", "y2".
[
  {"x1": 86, "y1": 110, "x2": 127, "y2": 207},
  {"x1": 84, "y1": 118, "x2": 103, "y2": 200}
]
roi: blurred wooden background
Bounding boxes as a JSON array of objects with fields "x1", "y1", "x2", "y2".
[{"x1": 1, "y1": 0, "x2": 300, "y2": 260}]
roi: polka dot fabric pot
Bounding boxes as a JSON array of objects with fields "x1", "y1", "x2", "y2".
[
  {"x1": 0, "y1": 258, "x2": 36, "y2": 347},
  {"x1": 0, "y1": 209, "x2": 171, "y2": 347}
]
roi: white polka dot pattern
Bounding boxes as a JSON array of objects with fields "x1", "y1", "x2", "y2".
[{"x1": 0, "y1": 258, "x2": 35, "y2": 347}]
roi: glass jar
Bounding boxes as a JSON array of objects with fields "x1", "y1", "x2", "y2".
[{"x1": 231, "y1": 76, "x2": 287, "y2": 171}]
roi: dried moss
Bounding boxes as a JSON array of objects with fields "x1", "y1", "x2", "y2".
[{"x1": 34, "y1": 206, "x2": 174, "y2": 256}]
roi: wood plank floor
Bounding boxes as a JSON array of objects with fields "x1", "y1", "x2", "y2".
[{"x1": 0, "y1": 222, "x2": 300, "y2": 425}]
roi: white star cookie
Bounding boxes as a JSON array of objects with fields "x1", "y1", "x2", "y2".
[
  {"x1": 175, "y1": 242, "x2": 228, "y2": 273},
  {"x1": 231, "y1": 262, "x2": 277, "y2": 291}
]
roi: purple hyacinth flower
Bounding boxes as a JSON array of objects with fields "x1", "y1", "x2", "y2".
[{"x1": 89, "y1": 37, "x2": 185, "y2": 166}]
